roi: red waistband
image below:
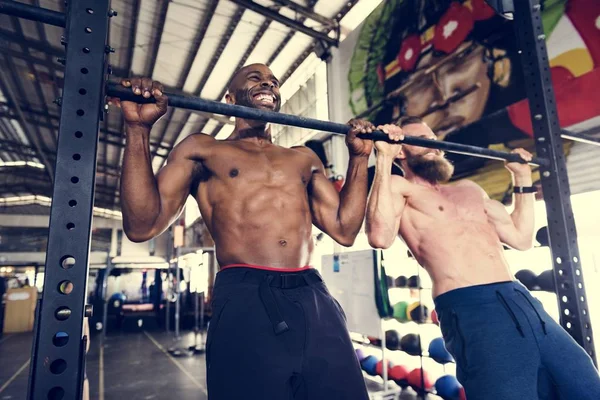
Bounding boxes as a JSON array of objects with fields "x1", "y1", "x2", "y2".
[{"x1": 220, "y1": 263, "x2": 312, "y2": 272}]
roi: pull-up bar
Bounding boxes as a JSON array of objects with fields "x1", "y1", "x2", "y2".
[
  {"x1": 106, "y1": 82, "x2": 550, "y2": 167},
  {"x1": 0, "y1": 0, "x2": 65, "y2": 27}
]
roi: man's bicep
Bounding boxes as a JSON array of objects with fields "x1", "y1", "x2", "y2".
[
  {"x1": 484, "y1": 198, "x2": 518, "y2": 244},
  {"x1": 390, "y1": 175, "x2": 408, "y2": 216},
  {"x1": 295, "y1": 147, "x2": 341, "y2": 231},
  {"x1": 308, "y1": 166, "x2": 340, "y2": 225},
  {"x1": 153, "y1": 153, "x2": 197, "y2": 230}
]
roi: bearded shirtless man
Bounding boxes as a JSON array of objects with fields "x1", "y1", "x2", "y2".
[
  {"x1": 117, "y1": 64, "x2": 371, "y2": 400},
  {"x1": 365, "y1": 116, "x2": 600, "y2": 399}
]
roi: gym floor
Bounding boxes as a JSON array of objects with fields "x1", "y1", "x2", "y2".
[
  {"x1": 0, "y1": 329, "x2": 209, "y2": 400},
  {"x1": 0, "y1": 329, "x2": 428, "y2": 400}
]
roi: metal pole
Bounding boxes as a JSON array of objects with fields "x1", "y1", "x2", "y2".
[
  {"x1": 513, "y1": 0, "x2": 595, "y2": 364},
  {"x1": 106, "y1": 83, "x2": 548, "y2": 167},
  {"x1": 200, "y1": 291, "x2": 205, "y2": 349},
  {"x1": 194, "y1": 283, "x2": 199, "y2": 348},
  {"x1": 174, "y1": 246, "x2": 181, "y2": 341},
  {"x1": 0, "y1": 0, "x2": 65, "y2": 27},
  {"x1": 380, "y1": 320, "x2": 387, "y2": 392},
  {"x1": 165, "y1": 228, "x2": 172, "y2": 333},
  {"x1": 101, "y1": 257, "x2": 113, "y2": 347},
  {"x1": 22, "y1": 0, "x2": 111, "y2": 398}
]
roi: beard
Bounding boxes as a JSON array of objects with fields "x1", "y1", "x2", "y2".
[
  {"x1": 406, "y1": 153, "x2": 454, "y2": 183},
  {"x1": 233, "y1": 88, "x2": 281, "y2": 112}
]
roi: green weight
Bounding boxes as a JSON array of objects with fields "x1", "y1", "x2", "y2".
[{"x1": 393, "y1": 301, "x2": 409, "y2": 322}]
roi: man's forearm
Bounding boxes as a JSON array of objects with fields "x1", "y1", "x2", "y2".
[
  {"x1": 336, "y1": 155, "x2": 369, "y2": 237},
  {"x1": 120, "y1": 125, "x2": 161, "y2": 237},
  {"x1": 366, "y1": 154, "x2": 399, "y2": 243},
  {"x1": 510, "y1": 173, "x2": 535, "y2": 244}
]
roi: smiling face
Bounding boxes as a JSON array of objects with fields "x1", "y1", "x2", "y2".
[
  {"x1": 399, "y1": 122, "x2": 454, "y2": 183},
  {"x1": 226, "y1": 64, "x2": 281, "y2": 112}
]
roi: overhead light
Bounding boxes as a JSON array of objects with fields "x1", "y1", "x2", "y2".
[
  {"x1": 0, "y1": 195, "x2": 123, "y2": 220},
  {"x1": 0, "y1": 161, "x2": 45, "y2": 169}
]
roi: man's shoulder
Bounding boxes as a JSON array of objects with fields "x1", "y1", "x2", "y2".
[
  {"x1": 168, "y1": 132, "x2": 216, "y2": 160},
  {"x1": 290, "y1": 145, "x2": 312, "y2": 154},
  {"x1": 289, "y1": 145, "x2": 326, "y2": 167},
  {"x1": 452, "y1": 179, "x2": 488, "y2": 197},
  {"x1": 390, "y1": 174, "x2": 412, "y2": 193}
]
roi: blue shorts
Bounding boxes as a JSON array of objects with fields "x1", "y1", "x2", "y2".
[
  {"x1": 434, "y1": 281, "x2": 600, "y2": 400},
  {"x1": 206, "y1": 266, "x2": 368, "y2": 400}
]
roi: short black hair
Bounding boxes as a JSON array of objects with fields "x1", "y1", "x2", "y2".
[{"x1": 398, "y1": 116, "x2": 423, "y2": 127}]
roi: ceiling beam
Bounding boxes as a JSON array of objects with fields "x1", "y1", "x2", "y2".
[
  {"x1": 278, "y1": 0, "x2": 359, "y2": 86},
  {"x1": 115, "y1": 0, "x2": 142, "y2": 169},
  {"x1": 153, "y1": 6, "x2": 246, "y2": 167},
  {"x1": 176, "y1": 0, "x2": 218, "y2": 89},
  {"x1": 145, "y1": 0, "x2": 170, "y2": 78},
  {"x1": 229, "y1": 0, "x2": 337, "y2": 46},
  {"x1": 149, "y1": 0, "x2": 220, "y2": 164},
  {"x1": 193, "y1": 8, "x2": 246, "y2": 97},
  {"x1": 0, "y1": 56, "x2": 54, "y2": 181},
  {"x1": 124, "y1": 0, "x2": 140, "y2": 77},
  {"x1": 10, "y1": 15, "x2": 58, "y2": 151},
  {"x1": 266, "y1": 0, "x2": 318, "y2": 67},
  {"x1": 272, "y1": 0, "x2": 336, "y2": 27}
]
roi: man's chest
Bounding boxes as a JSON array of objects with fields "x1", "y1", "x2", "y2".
[
  {"x1": 406, "y1": 184, "x2": 487, "y2": 221},
  {"x1": 202, "y1": 145, "x2": 314, "y2": 185}
]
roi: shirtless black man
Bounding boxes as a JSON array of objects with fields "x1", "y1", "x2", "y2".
[{"x1": 117, "y1": 63, "x2": 372, "y2": 400}]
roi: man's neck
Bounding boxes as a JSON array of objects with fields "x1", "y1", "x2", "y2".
[
  {"x1": 404, "y1": 170, "x2": 441, "y2": 189},
  {"x1": 228, "y1": 118, "x2": 272, "y2": 143}
]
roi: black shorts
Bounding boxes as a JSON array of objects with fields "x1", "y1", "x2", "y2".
[{"x1": 206, "y1": 266, "x2": 369, "y2": 400}]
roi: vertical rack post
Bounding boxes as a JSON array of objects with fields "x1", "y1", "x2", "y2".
[
  {"x1": 27, "y1": 0, "x2": 111, "y2": 398},
  {"x1": 512, "y1": 0, "x2": 595, "y2": 364}
]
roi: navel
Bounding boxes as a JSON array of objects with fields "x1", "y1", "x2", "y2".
[
  {"x1": 438, "y1": 206, "x2": 444, "y2": 211},
  {"x1": 229, "y1": 168, "x2": 239, "y2": 178},
  {"x1": 279, "y1": 239, "x2": 288, "y2": 247}
]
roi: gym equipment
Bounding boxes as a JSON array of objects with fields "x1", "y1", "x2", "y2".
[
  {"x1": 355, "y1": 348, "x2": 366, "y2": 361},
  {"x1": 385, "y1": 275, "x2": 394, "y2": 288},
  {"x1": 376, "y1": 360, "x2": 393, "y2": 378},
  {"x1": 537, "y1": 269, "x2": 556, "y2": 292},
  {"x1": 360, "y1": 355, "x2": 379, "y2": 376},
  {"x1": 389, "y1": 365, "x2": 409, "y2": 388},
  {"x1": 377, "y1": 257, "x2": 393, "y2": 318},
  {"x1": 385, "y1": 329, "x2": 401, "y2": 351},
  {"x1": 407, "y1": 275, "x2": 421, "y2": 289},
  {"x1": 435, "y1": 375, "x2": 465, "y2": 400},
  {"x1": 536, "y1": 226, "x2": 550, "y2": 247},
  {"x1": 407, "y1": 301, "x2": 429, "y2": 322},
  {"x1": 407, "y1": 368, "x2": 434, "y2": 392},
  {"x1": 394, "y1": 275, "x2": 407, "y2": 288},
  {"x1": 109, "y1": 292, "x2": 126, "y2": 309},
  {"x1": 392, "y1": 301, "x2": 409, "y2": 322},
  {"x1": 400, "y1": 333, "x2": 421, "y2": 356},
  {"x1": 106, "y1": 82, "x2": 548, "y2": 167},
  {"x1": 167, "y1": 246, "x2": 188, "y2": 357},
  {"x1": 428, "y1": 337, "x2": 454, "y2": 364},
  {"x1": 431, "y1": 309, "x2": 439, "y2": 325},
  {"x1": 367, "y1": 336, "x2": 382, "y2": 347},
  {"x1": 188, "y1": 291, "x2": 206, "y2": 354},
  {"x1": 515, "y1": 269, "x2": 539, "y2": 290}
]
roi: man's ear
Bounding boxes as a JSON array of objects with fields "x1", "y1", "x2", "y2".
[
  {"x1": 397, "y1": 147, "x2": 407, "y2": 161},
  {"x1": 225, "y1": 93, "x2": 234, "y2": 104}
]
